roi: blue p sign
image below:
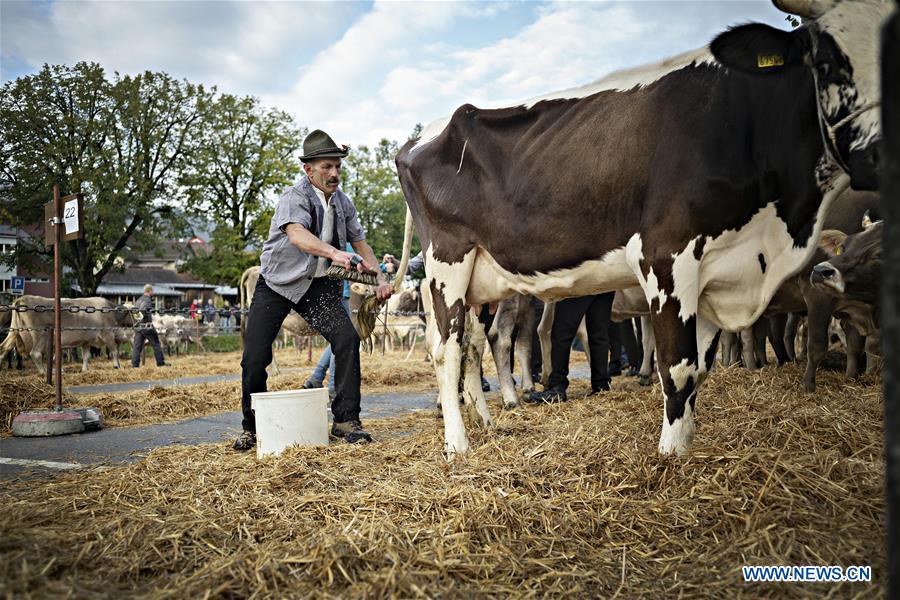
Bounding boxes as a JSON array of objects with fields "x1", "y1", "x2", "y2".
[{"x1": 10, "y1": 276, "x2": 24, "y2": 295}]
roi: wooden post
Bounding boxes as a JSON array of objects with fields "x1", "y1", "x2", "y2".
[
  {"x1": 45, "y1": 331, "x2": 52, "y2": 385},
  {"x1": 52, "y1": 185, "x2": 63, "y2": 412},
  {"x1": 882, "y1": 9, "x2": 899, "y2": 598}
]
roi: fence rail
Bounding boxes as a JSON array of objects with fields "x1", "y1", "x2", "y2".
[{"x1": 0, "y1": 303, "x2": 428, "y2": 318}]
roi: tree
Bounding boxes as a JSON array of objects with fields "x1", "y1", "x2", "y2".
[
  {"x1": 180, "y1": 94, "x2": 303, "y2": 249},
  {"x1": 343, "y1": 138, "x2": 419, "y2": 258},
  {"x1": 0, "y1": 63, "x2": 211, "y2": 295}
]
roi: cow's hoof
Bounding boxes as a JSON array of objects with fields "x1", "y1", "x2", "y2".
[
  {"x1": 638, "y1": 374, "x2": 652, "y2": 387},
  {"x1": 503, "y1": 400, "x2": 519, "y2": 410}
]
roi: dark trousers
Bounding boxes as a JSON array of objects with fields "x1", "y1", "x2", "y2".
[
  {"x1": 132, "y1": 326, "x2": 165, "y2": 367},
  {"x1": 608, "y1": 322, "x2": 623, "y2": 374},
  {"x1": 548, "y1": 292, "x2": 614, "y2": 391},
  {"x1": 241, "y1": 277, "x2": 360, "y2": 433}
]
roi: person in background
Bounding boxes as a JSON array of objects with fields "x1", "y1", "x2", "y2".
[
  {"x1": 219, "y1": 301, "x2": 232, "y2": 332},
  {"x1": 527, "y1": 292, "x2": 615, "y2": 403},
  {"x1": 189, "y1": 298, "x2": 198, "y2": 321},
  {"x1": 131, "y1": 284, "x2": 167, "y2": 368},
  {"x1": 204, "y1": 298, "x2": 216, "y2": 325}
]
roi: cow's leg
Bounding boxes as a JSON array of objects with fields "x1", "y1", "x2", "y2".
[
  {"x1": 740, "y1": 327, "x2": 758, "y2": 370},
  {"x1": 537, "y1": 302, "x2": 554, "y2": 387},
  {"x1": 515, "y1": 299, "x2": 536, "y2": 395},
  {"x1": 842, "y1": 320, "x2": 865, "y2": 380},
  {"x1": 270, "y1": 346, "x2": 281, "y2": 376},
  {"x1": 652, "y1": 302, "x2": 705, "y2": 456},
  {"x1": 82, "y1": 345, "x2": 90, "y2": 372},
  {"x1": 638, "y1": 315, "x2": 655, "y2": 386},
  {"x1": 753, "y1": 318, "x2": 769, "y2": 367},
  {"x1": 29, "y1": 335, "x2": 44, "y2": 373},
  {"x1": 802, "y1": 293, "x2": 835, "y2": 392},
  {"x1": 575, "y1": 318, "x2": 591, "y2": 363},
  {"x1": 656, "y1": 309, "x2": 719, "y2": 456},
  {"x1": 768, "y1": 314, "x2": 790, "y2": 365},
  {"x1": 784, "y1": 313, "x2": 800, "y2": 362},
  {"x1": 487, "y1": 299, "x2": 519, "y2": 409},
  {"x1": 720, "y1": 331, "x2": 736, "y2": 367},
  {"x1": 461, "y1": 308, "x2": 492, "y2": 425},
  {"x1": 426, "y1": 249, "x2": 477, "y2": 455},
  {"x1": 797, "y1": 317, "x2": 808, "y2": 361},
  {"x1": 105, "y1": 331, "x2": 123, "y2": 369},
  {"x1": 865, "y1": 332, "x2": 882, "y2": 373}
]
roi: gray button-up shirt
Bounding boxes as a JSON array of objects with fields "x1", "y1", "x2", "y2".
[{"x1": 260, "y1": 176, "x2": 366, "y2": 303}]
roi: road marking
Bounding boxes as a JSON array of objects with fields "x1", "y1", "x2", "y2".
[{"x1": 0, "y1": 457, "x2": 82, "y2": 470}]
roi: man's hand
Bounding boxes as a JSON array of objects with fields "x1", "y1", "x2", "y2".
[
  {"x1": 331, "y1": 249, "x2": 366, "y2": 272},
  {"x1": 375, "y1": 281, "x2": 393, "y2": 302}
]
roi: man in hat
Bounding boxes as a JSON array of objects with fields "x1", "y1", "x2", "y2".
[
  {"x1": 132, "y1": 284, "x2": 167, "y2": 368},
  {"x1": 233, "y1": 130, "x2": 393, "y2": 451}
]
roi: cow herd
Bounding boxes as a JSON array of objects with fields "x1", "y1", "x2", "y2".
[{"x1": 393, "y1": 0, "x2": 891, "y2": 456}]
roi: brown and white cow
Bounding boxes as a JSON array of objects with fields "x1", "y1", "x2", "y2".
[
  {"x1": 732, "y1": 189, "x2": 881, "y2": 388},
  {"x1": 810, "y1": 220, "x2": 883, "y2": 372},
  {"x1": 395, "y1": 0, "x2": 888, "y2": 456},
  {"x1": 0, "y1": 295, "x2": 134, "y2": 372}
]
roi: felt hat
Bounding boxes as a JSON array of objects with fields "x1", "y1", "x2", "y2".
[{"x1": 300, "y1": 129, "x2": 349, "y2": 162}]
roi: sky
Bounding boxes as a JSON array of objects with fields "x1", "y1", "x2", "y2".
[{"x1": 1, "y1": 0, "x2": 792, "y2": 147}]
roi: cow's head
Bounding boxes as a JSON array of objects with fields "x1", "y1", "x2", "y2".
[
  {"x1": 711, "y1": 0, "x2": 891, "y2": 190},
  {"x1": 811, "y1": 220, "x2": 882, "y2": 303}
]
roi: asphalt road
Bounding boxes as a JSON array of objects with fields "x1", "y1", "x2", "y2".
[{"x1": 1, "y1": 366, "x2": 594, "y2": 479}]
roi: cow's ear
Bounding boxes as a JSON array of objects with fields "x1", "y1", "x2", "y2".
[
  {"x1": 819, "y1": 229, "x2": 847, "y2": 255},
  {"x1": 711, "y1": 24, "x2": 803, "y2": 75}
]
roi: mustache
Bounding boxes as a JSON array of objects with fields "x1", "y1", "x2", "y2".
[{"x1": 326, "y1": 178, "x2": 339, "y2": 184}]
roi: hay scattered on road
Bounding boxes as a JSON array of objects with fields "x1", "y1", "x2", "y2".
[
  {"x1": 0, "y1": 363, "x2": 883, "y2": 598},
  {"x1": 1, "y1": 349, "x2": 440, "y2": 434}
]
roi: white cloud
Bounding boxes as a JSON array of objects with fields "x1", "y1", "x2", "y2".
[
  {"x1": 3, "y1": 0, "x2": 792, "y2": 147},
  {"x1": 1, "y1": 0, "x2": 358, "y2": 95},
  {"x1": 351, "y1": 0, "x2": 789, "y2": 144}
]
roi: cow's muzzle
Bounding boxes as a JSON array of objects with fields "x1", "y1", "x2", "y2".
[{"x1": 811, "y1": 262, "x2": 845, "y2": 293}]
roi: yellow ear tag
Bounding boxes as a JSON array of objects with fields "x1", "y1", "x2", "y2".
[
  {"x1": 835, "y1": 246, "x2": 844, "y2": 256},
  {"x1": 757, "y1": 53, "x2": 784, "y2": 68}
]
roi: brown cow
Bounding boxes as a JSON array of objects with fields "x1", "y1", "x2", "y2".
[{"x1": 0, "y1": 295, "x2": 134, "y2": 372}]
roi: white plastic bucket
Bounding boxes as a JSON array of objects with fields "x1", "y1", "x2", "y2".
[{"x1": 250, "y1": 388, "x2": 329, "y2": 458}]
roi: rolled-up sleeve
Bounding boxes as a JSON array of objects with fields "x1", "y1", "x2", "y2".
[
  {"x1": 274, "y1": 189, "x2": 312, "y2": 232},
  {"x1": 344, "y1": 199, "x2": 366, "y2": 243}
]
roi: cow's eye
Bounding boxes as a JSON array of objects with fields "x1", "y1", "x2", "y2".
[{"x1": 816, "y1": 62, "x2": 832, "y2": 79}]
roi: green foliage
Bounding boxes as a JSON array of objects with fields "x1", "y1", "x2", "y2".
[
  {"x1": 0, "y1": 63, "x2": 211, "y2": 295},
  {"x1": 0, "y1": 62, "x2": 419, "y2": 294},
  {"x1": 201, "y1": 334, "x2": 242, "y2": 353},
  {"x1": 181, "y1": 226, "x2": 260, "y2": 288},
  {"x1": 179, "y1": 94, "x2": 303, "y2": 249},
  {"x1": 342, "y1": 139, "x2": 419, "y2": 258}
]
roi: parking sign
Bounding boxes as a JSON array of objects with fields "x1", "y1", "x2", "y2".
[{"x1": 10, "y1": 276, "x2": 24, "y2": 296}]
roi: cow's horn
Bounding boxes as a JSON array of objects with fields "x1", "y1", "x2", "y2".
[{"x1": 772, "y1": 0, "x2": 813, "y2": 17}]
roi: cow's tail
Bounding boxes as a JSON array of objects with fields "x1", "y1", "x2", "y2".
[
  {"x1": 239, "y1": 268, "x2": 251, "y2": 346},
  {"x1": 0, "y1": 310, "x2": 21, "y2": 367},
  {"x1": 394, "y1": 206, "x2": 415, "y2": 293}
]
